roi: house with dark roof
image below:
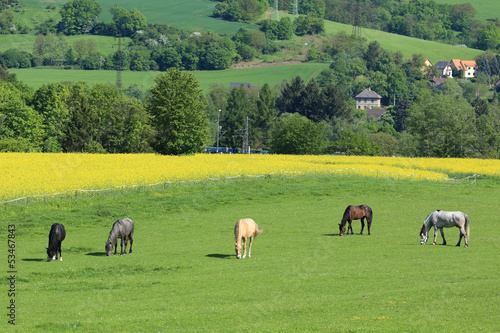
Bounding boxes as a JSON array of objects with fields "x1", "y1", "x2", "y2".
[
  {"x1": 355, "y1": 88, "x2": 382, "y2": 110},
  {"x1": 435, "y1": 61, "x2": 453, "y2": 78}
]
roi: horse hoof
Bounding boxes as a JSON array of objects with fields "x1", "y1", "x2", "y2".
[{"x1": 60, "y1": 258, "x2": 63, "y2": 261}]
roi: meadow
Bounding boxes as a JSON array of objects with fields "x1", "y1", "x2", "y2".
[
  {"x1": 433, "y1": 0, "x2": 499, "y2": 21},
  {"x1": 1, "y1": 170, "x2": 499, "y2": 331},
  {"x1": 9, "y1": 63, "x2": 331, "y2": 92}
]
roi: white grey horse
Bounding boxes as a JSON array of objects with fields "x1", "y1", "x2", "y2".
[
  {"x1": 420, "y1": 210, "x2": 469, "y2": 247},
  {"x1": 105, "y1": 218, "x2": 134, "y2": 256}
]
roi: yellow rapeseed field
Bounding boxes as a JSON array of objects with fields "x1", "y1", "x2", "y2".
[{"x1": 1, "y1": 153, "x2": 499, "y2": 202}]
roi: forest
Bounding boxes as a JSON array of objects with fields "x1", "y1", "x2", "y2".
[{"x1": 0, "y1": 0, "x2": 499, "y2": 158}]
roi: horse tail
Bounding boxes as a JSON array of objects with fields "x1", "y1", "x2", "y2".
[
  {"x1": 255, "y1": 226, "x2": 263, "y2": 236},
  {"x1": 465, "y1": 214, "x2": 470, "y2": 244},
  {"x1": 367, "y1": 206, "x2": 373, "y2": 223}
]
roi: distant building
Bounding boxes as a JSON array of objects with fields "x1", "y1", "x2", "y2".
[
  {"x1": 355, "y1": 88, "x2": 382, "y2": 110},
  {"x1": 366, "y1": 108, "x2": 387, "y2": 119},
  {"x1": 435, "y1": 61, "x2": 453, "y2": 78},
  {"x1": 451, "y1": 59, "x2": 477, "y2": 78}
]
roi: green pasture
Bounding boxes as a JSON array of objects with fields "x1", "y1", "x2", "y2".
[
  {"x1": 10, "y1": 62, "x2": 330, "y2": 92},
  {"x1": 1, "y1": 174, "x2": 499, "y2": 331},
  {"x1": 433, "y1": 0, "x2": 499, "y2": 21},
  {"x1": 322, "y1": 19, "x2": 483, "y2": 64},
  {"x1": 11, "y1": 0, "x2": 254, "y2": 35},
  {"x1": 0, "y1": 35, "x2": 129, "y2": 56}
]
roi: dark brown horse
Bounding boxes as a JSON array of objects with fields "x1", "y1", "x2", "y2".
[{"x1": 339, "y1": 205, "x2": 373, "y2": 236}]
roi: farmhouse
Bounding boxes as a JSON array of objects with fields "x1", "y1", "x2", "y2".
[
  {"x1": 434, "y1": 61, "x2": 453, "y2": 78},
  {"x1": 451, "y1": 59, "x2": 477, "y2": 78},
  {"x1": 355, "y1": 88, "x2": 382, "y2": 110}
]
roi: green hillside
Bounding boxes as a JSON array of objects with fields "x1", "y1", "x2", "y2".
[
  {"x1": 10, "y1": 63, "x2": 330, "y2": 92},
  {"x1": 433, "y1": 0, "x2": 499, "y2": 21},
  {"x1": 322, "y1": 19, "x2": 482, "y2": 64}
]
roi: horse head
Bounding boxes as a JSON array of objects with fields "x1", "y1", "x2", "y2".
[
  {"x1": 235, "y1": 242, "x2": 242, "y2": 259},
  {"x1": 46, "y1": 247, "x2": 54, "y2": 261},
  {"x1": 105, "y1": 241, "x2": 114, "y2": 256},
  {"x1": 420, "y1": 224, "x2": 428, "y2": 245},
  {"x1": 338, "y1": 223, "x2": 346, "y2": 236}
]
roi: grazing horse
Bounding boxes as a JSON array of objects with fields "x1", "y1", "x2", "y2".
[
  {"x1": 234, "y1": 218, "x2": 263, "y2": 259},
  {"x1": 339, "y1": 204, "x2": 373, "y2": 236},
  {"x1": 47, "y1": 223, "x2": 66, "y2": 262},
  {"x1": 105, "y1": 218, "x2": 134, "y2": 256},
  {"x1": 420, "y1": 210, "x2": 469, "y2": 247}
]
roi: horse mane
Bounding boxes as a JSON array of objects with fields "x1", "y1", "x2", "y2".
[
  {"x1": 234, "y1": 220, "x2": 242, "y2": 245},
  {"x1": 341, "y1": 206, "x2": 352, "y2": 223}
]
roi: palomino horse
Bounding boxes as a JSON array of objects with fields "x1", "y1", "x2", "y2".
[
  {"x1": 47, "y1": 223, "x2": 66, "y2": 262},
  {"x1": 234, "y1": 218, "x2": 263, "y2": 259},
  {"x1": 105, "y1": 218, "x2": 134, "y2": 256},
  {"x1": 339, "y1": 204, "x2": 373, "y2": 236},
  {"x1": 420, "y1": 210, "x2": 469, "y2": 247}
]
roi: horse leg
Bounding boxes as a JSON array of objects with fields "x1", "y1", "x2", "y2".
[
  {"x1": 432, "y1": 226, "x2": 438, "y2": 245},
  {"x1": 457, "y1": 227, "x2": 467, "y2": 247},
  {"x1": 120, "y1": 237, "x2": 124, "y2": 255},
  {"x1": 58, "y1": 241, "x2": 63, "y2": 261},
  {"x1": 347, "y1": 220, "x2": 353, "y2": 235},
  {"x1": 360, "y1": 217, "x2": 365, "y2": 235},
  {"x1": 242, "y1": 237, "x2": 248, "y2": 258},
  {"x1": 439, "y1": 228, "x2": 446, "y2": 245},
  {"x1": 129, "y1": 234, "x2": 133, "y2": 254},
  {"x1": 367, "y1": 218, "x2": 371, "y2": 236},
  {"x1": 123, "y1": 237, "x2": 128, "y2": 255},
  {"x1": 248, "y1": 236, "x2": 253, "y2": 258}
]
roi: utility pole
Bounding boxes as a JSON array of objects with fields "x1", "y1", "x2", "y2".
[
  {"x1": 114, "y1": 33, "x2": 123, "y2": 89},
  {"x1": 242, "y1": 116, "x2": 249, "y2": 154},
  {"x1": 216, "y1": 109, "x2": 222, "y2": 152}
]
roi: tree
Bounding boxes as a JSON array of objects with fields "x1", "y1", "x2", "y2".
[
  {"x1": 109, "y1": 5, "x2": 146, "y2": 37},
  {"x1": 393, "y1": 93, "x2": 411, "y2": 132},
  {"x1": 0, "y1": 82, "x2": 44, "y2": 151},
  {"x1": 449, "y1": 3, "x2": 476, "y2": 32},
  {"x1": 58, "y1": 0, "x2": 102, "y2": 35},
  {"x1": 276, "y1": 17, "x2": 293, "y2": 40},
  {"x1": 330, "y1": 130, "x2": 381, "y2": 156},
  {"x1": 271, "y1": 113, "x2": 328, "y2": 154},
  {"x1": 320, "y1": 84, "x2": 352, "y2": 121},
  {"x1": 252, "y1": 83, "x2": 276, "y2": 150},
  {"x1": 63, "y1": 83, "x2": 104, "y2": 152},
  {"x1": 32, "y1": 83, "x2": 71, "y2": 152},
  {"x1": 364, "y1": 41, "x2": 381, "y2": 71},
  {"x1": 275, "y1": 76, "x2": 305, "y2": 116},
  {"x1": 147, "y1": 68, "x2": 209, "y2": 155},
  {"x1": 222, "y1": 84, "x2": 253, "y2": 149},
  {"x1": 479, "y1": 54, "x2": 491, "y2": 82},
  {"x1": 406, "y1": 90, "x2": 476, "y2": 157}
]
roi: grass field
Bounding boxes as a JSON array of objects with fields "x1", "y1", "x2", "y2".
[
  {"x1": 320, "y1": 18, "x2": 483, "y2": 64},
  {"x1": 9, "y1": 62, "x2": 331, "y2": 92},
  {"x1": 433, "y1": 0, "x2": 499, "y2": 21},
  {"x1": 2, "y1": 173, "x2": 499, "y2": 331}
]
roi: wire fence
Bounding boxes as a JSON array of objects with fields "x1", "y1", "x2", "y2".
[{"x1": 0, "y1": 168, "x2": 487, "y2": 205}]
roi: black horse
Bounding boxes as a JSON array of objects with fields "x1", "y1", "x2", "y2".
[{"x1": 47, "y1": 223, "x2": 66, "y2": 262}]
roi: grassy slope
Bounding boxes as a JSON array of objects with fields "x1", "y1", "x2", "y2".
[
  {"x1": 2, "y1": 175, "x2": 499, "y2": 331},
  {"x1": 10, "y1": 63, "x2": 331, "y2": 91},
  {"x1": 322, "y1": 19, "x2": 482, "y2": 64},
  {"x1": 433, "y1": 0, "x2": 499, "y2": 21}
]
